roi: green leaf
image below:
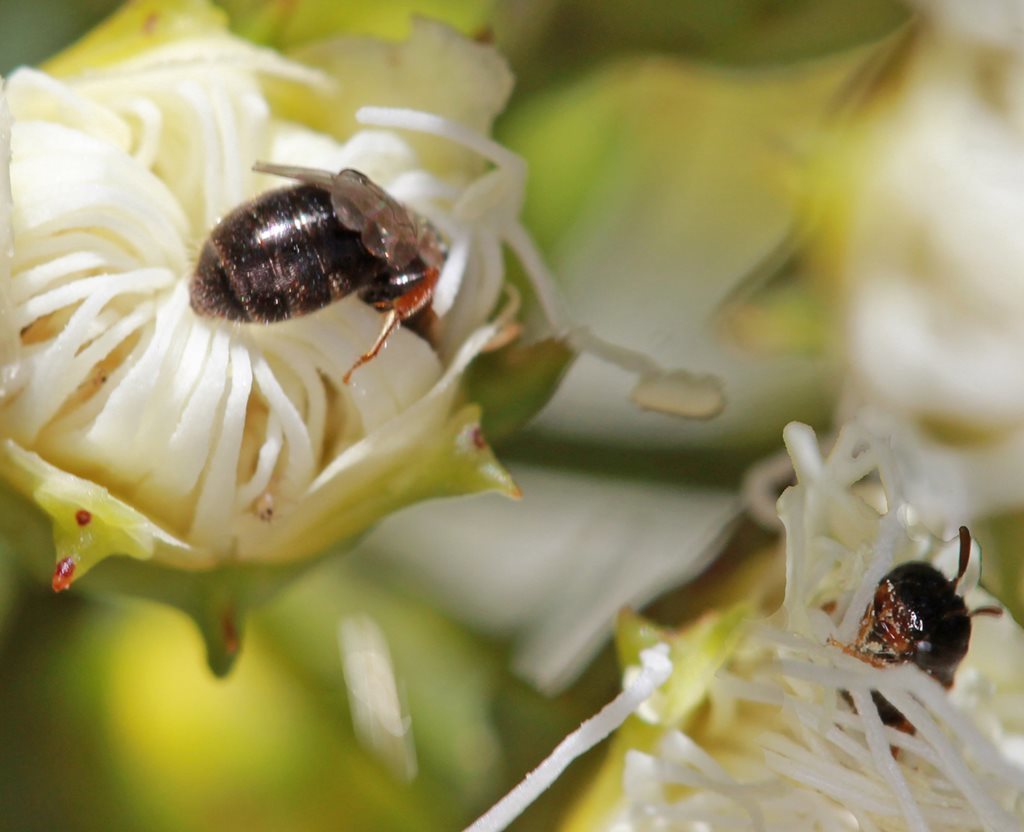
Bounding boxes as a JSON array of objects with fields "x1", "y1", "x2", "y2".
[{"x1": 499, "y1": 0, "x2": 908, "y2": 94}]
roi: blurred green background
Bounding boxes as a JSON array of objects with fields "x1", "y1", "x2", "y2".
[{"x1": 0, "y1": 1, "x2": 908, "y2": 830}]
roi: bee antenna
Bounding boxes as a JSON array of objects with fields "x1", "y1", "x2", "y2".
[{"x1": 955, "y1": 525, "x2": 972, "y2": 588}]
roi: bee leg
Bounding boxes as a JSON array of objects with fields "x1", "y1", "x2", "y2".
[
  {"x1": 343, "y1": 309, "x2": 400, "y2": 384},
  {"x1": 969, "y1": 605, "x2": 1003, "y2": 618},
  {"x1": 393, "y1": 267, "x2": 440, "y2": 319},
  {"x1": 343, "y1": 268, "x2": 440, "y2": 384},
  {"x1": 403, "y1": 304, "x2": 439, "y2": 343},
  {"x1": 827, "y1": 636, "x2": 893, "y2": 669}
]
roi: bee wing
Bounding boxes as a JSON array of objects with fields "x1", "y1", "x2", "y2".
[
  {"x1": 252, "y1": 161, "x2": 336, "y2": 190},
  {"x1": 330, "y1": 170, "x2": 420, "y2": 269}
]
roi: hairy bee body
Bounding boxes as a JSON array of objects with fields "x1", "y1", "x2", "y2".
[
  {"x1": 190, "y1": 164, "x2": 446, "y2": 383},
  {"x1": 838, "y1": 527, "x2": 1001, "y2": 733},
  {"x1": 192, "y1": 184, "x2": 404, "y2": 323}
]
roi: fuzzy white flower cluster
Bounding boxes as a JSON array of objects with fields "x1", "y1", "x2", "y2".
[
  {"x1": 834, "y1": 0, "x2": 1024, "y2": 518},
  {"x1": 615, "y1": 420, "x2": 1024, "y2": 831}
]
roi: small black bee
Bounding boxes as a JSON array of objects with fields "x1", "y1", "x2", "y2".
[
  {"x1": 839, "y1": 526, "x2": 1001, "y2": 732},
  {"x1": 190, "y1": 163, "x2": 446, "y2": 383}
]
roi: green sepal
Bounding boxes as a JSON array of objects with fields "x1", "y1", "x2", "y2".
[
  {"x1": 234, "y1": 403, "x2": 519, "y2": 562},
  {"x1": 43, "y1": 0, "x2": 229, "y2": 78},
  {"x1": 403, "y1": 402, "x2": 521, "y2": 500},
  {"x1": 78, "y1": 398, "x2": 520, "y2": 676},
  {"x1": 0, "y1": 403, "x2": 515, "y2": 674},
  {"x1": 615, "y1": 605, "x2": 750, "y2": 728},
  {"x1": 0, "y1": 461, "x2": 265, "y2": 674},
  {"x1": 0, "y1": 440, "x2": 191, "y2": 582},
  {"x1": 464, "y1": 338, "x2": 575, "y2": 443},
  {"x1": 78, "y1": 553, "x2": 315, "y2": 676}
]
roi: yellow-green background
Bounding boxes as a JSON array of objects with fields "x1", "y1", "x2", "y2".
[{"x1": 0, "y1": 2, "x2": 907, "y2": 830}]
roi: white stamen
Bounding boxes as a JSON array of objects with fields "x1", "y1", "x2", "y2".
[
  {"x1": 464, "y1": 644, "x2": 672, "y2": 832},
  {"x1": 741, "y1": 446, "x2": 796, "y2": 530},
  {"x1": 430, "y1": 234, "x2": 471, "y2": 319},
  {"x1": 160, "y1": 326, "x2": 230, "y2": 496},
  {"x1": 625, "y1": 421, "x2": 1024, "y2": 830},
  {"x1": 355, "y1": 107, "x2": 725, "y2": 419},
  {"x1": 250, "y1": 350, "x2": 316, "y2": 488},
  {"x1": 836, "y1": 508, "x2": 901, "y2": 642},
  {"x1": 235, "y1": 411, "x2": 282, "y2": 510},
  {"x1": 191, "y1": 340, "x2": 253, "y2": 548},
  {"x1": 849, "y1": 687, "x2": 928, "y2": 832},
  {"x1": 356, "y1": 106, "x2": 523, "y2": 172}
]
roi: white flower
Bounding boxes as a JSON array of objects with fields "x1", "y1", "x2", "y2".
[
  {"x1": 0, "y1": 17, "x2": 535, "y2": 581},
  {"x1": 817, "y1": 0, "x2": 1024, "y2": 519},
  {"x1": 0, "y1": 9, "x2": 724, "y2": 593},
  {"x1": 578, "y1": 418, "x2": 1024, "y2": 831}
]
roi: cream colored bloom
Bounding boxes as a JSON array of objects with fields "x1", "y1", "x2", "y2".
[
  {"x1": 0, "y1": 13, "x2": 530, "y2": 583},
  {"x1": 0, "y1": 3, "x2": 725, "y2": 597},
  {"x1": 562, "y1": 417, "x2": 1024, "y2": 831}
]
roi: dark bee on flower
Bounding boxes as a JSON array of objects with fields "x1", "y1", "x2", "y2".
[
  {"x1": 190, "y1": 162, "x2": 446, "y2": 383},
  {"x1": 840, "y1": 526, "x2": 1001, "y2": 732}
]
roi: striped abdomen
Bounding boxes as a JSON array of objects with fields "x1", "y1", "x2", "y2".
[{"x1": 190, "y1": 185, "x2": 389, "y2": 323}]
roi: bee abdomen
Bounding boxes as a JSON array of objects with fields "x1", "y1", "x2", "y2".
[
  {"x1": 192, "y1": 240, "x2": 251, "y2": 320},
  {"x1": 190, "y1": 185, "x2": 384, "y2": 323}
]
